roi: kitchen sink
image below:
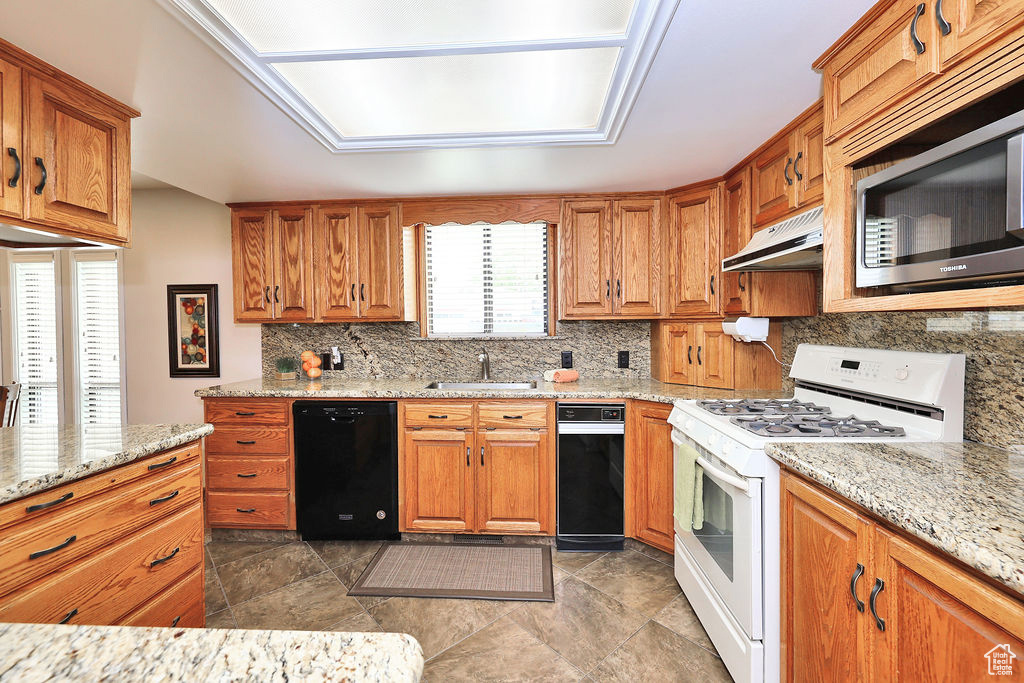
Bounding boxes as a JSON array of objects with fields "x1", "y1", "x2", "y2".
[{"x1": 426, "y1": 381, "x2": 538, "y2": 390}]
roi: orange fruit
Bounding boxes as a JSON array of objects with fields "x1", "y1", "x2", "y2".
[
  {"x1": 302, "y1": 361, "x2": 312, "y2": 372},
  {"x1": 309, "y1": 356, "x2": 322, "y2": 368},
  {"x1": 307, "y1": 367, "x2": 322, "y2": 378},
  {"x1": 300, "y1": 350, "x2": 316, "y2": 361}
]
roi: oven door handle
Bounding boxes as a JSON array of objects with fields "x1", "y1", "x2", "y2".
[{"x1": 695, "y1": 455, "x2": 753, "y2": 496}]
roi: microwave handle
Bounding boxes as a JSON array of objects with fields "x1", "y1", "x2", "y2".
[{"x1": 1008, "y1": 133, "x2": 1024, "y2": 239}]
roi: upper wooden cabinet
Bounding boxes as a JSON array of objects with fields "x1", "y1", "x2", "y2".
[
  {"x1": 751, "y1": 102, "x2": 825, "y2": 230},
  {"x1": 231, "y1": 202, "x2": 403, "y2": 323},
  {"x1": 0, "y1": 40, "x2": 138, "y2": 245},
  {"x1": 558, "y1": 196, "x2": 662, "y2": 320},
  {"x1": 665, "y1": 182, "x2": 721, "y2": 318},
  {"x1": 651, "y1": 321, "x2": 781, "y2": 389},
  {"x1": 781, "y1": 470, "x2": 1024, "y2": 682},
  {"x1": 937, "y1": 0, "x2": 1024, "y2": 69}
]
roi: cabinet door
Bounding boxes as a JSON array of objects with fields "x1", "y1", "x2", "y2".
[
  {"x1": 401, "y1": 429, "x2": 474, "y2": 532},
  {"x1": 358, "y1": 204, "x2": 403, "y2": 320},
  {"x1": 24, "y1": 73, "x2": 131, "y2": 243},
  {"x1": 0, "y1": 58, "x2": 22, "y2": 219},
  {"x1": 823, "y1": 0, "x2": 940, "y2": 139},
  {"x1": 666, "y1": 185, "x2": 721, "y2": 317},
  {"x1": 651, "y1": 322, "x2": 695, "y2": 385},
  {"x1": 231, "y1": 209, "x2": 275, "y2": 322},
  {"x1": 475, "y1": 429, "x2": 553, "y2": 535},
  {"x1": 872, "y1": 527, "x2": 1024, "y2": 682},
  {"x1": 272, "y1": 207, "x2": 315, "y2": 322},
  {"x1": 793, "y1": 105, "x2": 824, "y2": 209},
  {"x1": 612, "y1": 198, "x2": 662, "y2": 317},
  {"x1": 937, "y1": 0, "x2": 1024, "y2": 69},
  {"x1": 751, "y1": 135, "x2": 795, "y2": 229},
  {"x1": 694, "y1": 324, "x2": 734, "y2": 389},
  {"x1": 629, "y1": 402, "x2": 674, "y2": 553},
  {"x1": 559, "y1": 199, "x2": 613, "y2": 318},
  {"x1": 722, "y1": 168, "x2": 752, "y2": 316},
  {"x1": 781, "y1": 473, "x2": 872, "y2": 683},
  {"x1": 315, "y1": 205, "x2": 359, "y2": 320}
]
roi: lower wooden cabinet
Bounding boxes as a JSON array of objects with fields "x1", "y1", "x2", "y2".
[
  {"x1": 400, "y1": 401, "x2": 555, "y2": 535},
  {"x1": 628, "y1": 402, "x2": 674, "y2": 553},
  {"x1": 0, "y1": 442, "x2": 205, "y2": 629},
  {"x1": 781, "y1": 470, "x2": 1024, "y2": 682},
  {"x1": 651, "y1": 321, "x2": 783, "y2": 390}
]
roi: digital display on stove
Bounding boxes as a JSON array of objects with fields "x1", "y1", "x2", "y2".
[{"x1": 840, "y1": 360, "x2": 861, "y2": 370}]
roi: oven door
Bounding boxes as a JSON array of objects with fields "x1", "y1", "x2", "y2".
[{"x1": 672, "y1": 430, "x2": 763, "y2": 640}]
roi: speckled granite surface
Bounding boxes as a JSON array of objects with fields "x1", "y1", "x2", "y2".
[
  {"x1": 261, "y1": 320, "x2": 652, "y2": 380},
  {"x1": 0, "y1": 423, "x2": 213, "y2": 506},
  {"x1": 195, "y1": 376, "x2": 784, "y2": 404},
  {"x1": 766, "y1": 441, "x2": 1024, "y2": 596},
  {"x1": 783, "y1": 309, "x2": 1024, "y2": 448},
  {"x1": 0, "y1": 622, "x2": 423, "y2": 682}
]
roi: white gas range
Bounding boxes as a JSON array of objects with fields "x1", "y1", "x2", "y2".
[{"x1": 667, "y1": 345, "x2": 965, "y2": 683}]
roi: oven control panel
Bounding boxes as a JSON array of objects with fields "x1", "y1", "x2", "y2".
[{"x1": 827, "y1": 357, "x2": 882, "y2": 380}]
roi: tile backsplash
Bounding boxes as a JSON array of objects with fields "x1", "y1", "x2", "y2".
[
  {"x1": 261, "y1": 320, "x2": 651, "y2": 382},
  {"x1": 783, "y1": 310, "x2": 1024, "y2": 449}
]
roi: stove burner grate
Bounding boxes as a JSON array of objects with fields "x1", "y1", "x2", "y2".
[{"x1": 729, "y1": 415, "x2": 906, "y2": 438}]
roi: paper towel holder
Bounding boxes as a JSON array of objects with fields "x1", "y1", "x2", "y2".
[{"x1": 722, "y1": 317, "x2": 769, "y2": 343}]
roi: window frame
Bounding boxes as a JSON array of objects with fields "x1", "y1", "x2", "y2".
[{"x1": 413, "y1": 222, "x2": 557, "y2": 339}]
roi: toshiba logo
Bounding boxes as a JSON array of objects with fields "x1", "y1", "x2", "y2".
[{"x1": 940, "y1": 264, "x2": 967, "y2": 272}]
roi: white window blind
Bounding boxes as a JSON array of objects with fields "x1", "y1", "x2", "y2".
[
  {"x1": 12, "y1": 259, "x2": 59, "y2": 425},
  {"x1": 74, "y1": 256, "x2": 122, "y2": 424},
  {"x1": 425, "y1": 222, "x2": 548, "y2": 337}
]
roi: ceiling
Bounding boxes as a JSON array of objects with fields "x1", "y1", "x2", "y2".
[{"x1": 0, "y1": 0, "x2": 877, "y2": 205}]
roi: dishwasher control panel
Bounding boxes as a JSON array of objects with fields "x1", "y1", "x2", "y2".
[{"x1": 557, "y1": 404, "x2": 625, "y2": 423}]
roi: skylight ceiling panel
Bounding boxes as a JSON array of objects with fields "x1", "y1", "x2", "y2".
[
  {"x1": 273, "y1": 48, "x2": 620, "y2": 137},
  {"x1": 205, "y1": 0, "x2": 637, "y2": 53}
]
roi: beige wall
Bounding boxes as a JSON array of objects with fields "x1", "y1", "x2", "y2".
[{"x1": 123, "y1": 188, "x2": 260, "y2": 423}]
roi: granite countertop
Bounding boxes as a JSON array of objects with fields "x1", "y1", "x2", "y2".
[
  {"x1": 0, "y1": 621, "x2": 423, "y2": 682},
  {"x1": 195, "y1": 376, "x2": 785, "y2": 404},
  {"x1": 0, "y1": 423, "x2": 214, "y2": 506},
  {"x1": 766, "y1": 441, "x2": 1024, "y2": 596}
]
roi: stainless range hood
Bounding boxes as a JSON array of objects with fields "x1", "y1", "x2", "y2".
[{"x1": 722, "y1": 206, "x2": 824, "y2": 271}]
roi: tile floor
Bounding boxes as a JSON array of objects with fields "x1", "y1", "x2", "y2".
[{"x1": 204, "y1": 538, "x2": 733, "y2": 682}]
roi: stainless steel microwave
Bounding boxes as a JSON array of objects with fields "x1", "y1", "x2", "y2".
[{"x1": 856, "y1": 110, "x2": 1024, "y2": 290}]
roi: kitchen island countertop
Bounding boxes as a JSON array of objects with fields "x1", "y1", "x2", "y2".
[{"x1": 766, "y1": 440, "x2": 1024, "y2": 597}]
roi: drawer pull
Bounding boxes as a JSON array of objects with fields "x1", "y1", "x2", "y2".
[
  {"x1": 33, "y1": 157, "x2": 46, "y2": 195},
  {"x1": 7, "y1": 147, "x2": 20, "y2": 188},
  {"x1": 150, "y1": 547, "x2": 180, "y2": 568},
  {"x1": 427, "y1": 415, "x2": 447, "y2": 419},
  {"x1": 29, "y1": 535, "x2": 77, "y2": 560},
  {"x1": 234, "y1": 411, "x2": 256, "y2": 416},
  {"x1": 869, "y1": 578, "x2": 886, "y2": 632},
  {"x1": 935, "y1": 0, "x2": 951, "y2": 35},
  {"x1": 502, "y1": 415, "x2": 524, "y2": 419},
  {"x1": 149, "y1": 490, "x2": 180, "y2": 506},
  {"x1": 850, "y1": 563, "x2": 865, "y2": 613},
  {"x1": 237, "y1": 473, "x2": 258, "y2": 478},
  {"x1": 171, "y1": 615, "x2": 181, "y2": 627},
  {"x1": 148, "y1": 456, "x2": 177, "y2": 471},
  {"x1": 26, "y1": 491, "x2": 74, "y2": 513},
  {"x1": 236, "y1": 507, "x2": 257, "y2": 513},
  {"x1": 910, "y1": 3, "x2": 926, "y2": 55},
  {"x1": 58, "y1": 608, "x2": 78, "y2": 625},
  {"x1": 236, "y1": 440, "x2": 257, "y2": 445}
]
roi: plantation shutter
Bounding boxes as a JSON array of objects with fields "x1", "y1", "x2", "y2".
[
  {"x1": 74, "y1": 257, "x2": 122, "y2": 424},
  {"x1": 425, "y1": 222, "x2": 548, "y2": 337},
  {"x1": 12, "y1": 259, "x2": 60, "y2": 425}
]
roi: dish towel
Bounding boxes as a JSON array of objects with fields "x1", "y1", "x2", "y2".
[
  {"x1": 672, "y1": 431, "x2": 704, "y2": 531},
  {"x1": 543, "y1": 369, "x2": 579, "y2": 382}
]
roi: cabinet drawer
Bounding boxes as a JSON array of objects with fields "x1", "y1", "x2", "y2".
[
  {"x1": 120, "y1": 568, "x2": 204, "y2": 629},
  {"x1": 206, "y1": 455, "x2": 291, "y2": 491},
  {"x1": 477, "y1": 402, "x2": 549, "y2": 429},
  {"x1": 205, "y1": 399, "x2": 289, "y2": 425},
  {"x1": 207, "y1": 491, "x2": 290, "y2": 529},
  {"x1": 403, "y1": 402, "x2": 474, "y2": 428},
  {"x1": 0, "y1": 504, "x2": 202, "y2": 626},
  {"x1": 0, "y1": 441, "x2": 201, "y2": 532},
  {"x1": 206, "y1": 426, "x2": 289, "y2": 455},
  {"x1": 0, "y1": 461, "x2": 201, "y2": 596}
]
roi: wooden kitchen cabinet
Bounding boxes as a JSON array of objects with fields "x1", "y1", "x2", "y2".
[
  {"x1": 781, "y1": 470, "x2": 1024, "y2": 682},
  {"x1": 314, "y1": 204, "x2": 359, "y2": 321},
  {"x1": 0, "y1": 57, "x2": 22, "y2": 220},
  {"x1": 694, "y1": 323, "x2": 734, "y2": 389},
  {"x1": 652, "y1": 321, "x2": 779, "y2": 389},
  {"x1": 665, "y1": 182, "x2": 721, "y2": 318},
  {"x1": 628, "y1": 402, "x2": 674, "y2": 553},
  {"x1": 400, "y1": 400, "x2": 555, "y2": 535},
  {"x1": 272, "y1": 207, "x2": 315, "y2": 321},
  {"x1": 558, "y1": 196, "x2": 663, "y2": 319},
  {"x1": 937, "y1": 0, "x2": 1024, "y2": 69},
  {"x1": 232, "y1": 209, "x2": 276, "y2": 322},
  {"x1": 751, "y1": 135, "x2": 794, "y2": 230},
  {"x1": 751, "y1": 102, "x2": 826, "y2": 230},
  {"x1": 357, "y1": 203, "x2": 404, "y2": 320}
]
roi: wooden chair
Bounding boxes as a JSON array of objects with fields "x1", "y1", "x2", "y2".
[{"x1": 1, "y1": 383, "x2": 21, "y2": 427}]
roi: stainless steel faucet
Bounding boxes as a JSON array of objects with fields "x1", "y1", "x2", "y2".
[{"x1": 479, "y1": 348, "x2": 491, "y2": 380}]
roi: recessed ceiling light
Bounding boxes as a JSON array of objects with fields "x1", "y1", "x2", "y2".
[{"x1": 160, "y1": 0, "x2": 679, "y2": 150}]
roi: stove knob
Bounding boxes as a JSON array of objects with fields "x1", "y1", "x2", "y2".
[
  {"x1": 895, "y1": 367, "x2": 909, "y2": 381},
  {"x1": 722, "y1": 442, "x2": 734, "y2": 456},
  {"x1": 684, "y1": 419, "x2": 695, "y2": 431},
  {"x1": 708, "y1": 433, "x2": 719, "y2": 446}
]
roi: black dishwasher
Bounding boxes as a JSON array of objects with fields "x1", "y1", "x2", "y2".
[{"x1": 294, "y1": 401, "x2": 399, "y2": 541}]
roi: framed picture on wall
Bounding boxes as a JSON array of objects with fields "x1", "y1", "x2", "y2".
[{"x1": 167, "y1": 284, "x2": 220, "y2": 378}]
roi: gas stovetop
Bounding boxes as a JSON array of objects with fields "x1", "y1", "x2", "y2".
[
  {"x1": 697, "y1": 398, "x2": 832, "y2": 417},
  {"x1": 729, "y1": 415, "x2": 907, "y2": 438}
]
